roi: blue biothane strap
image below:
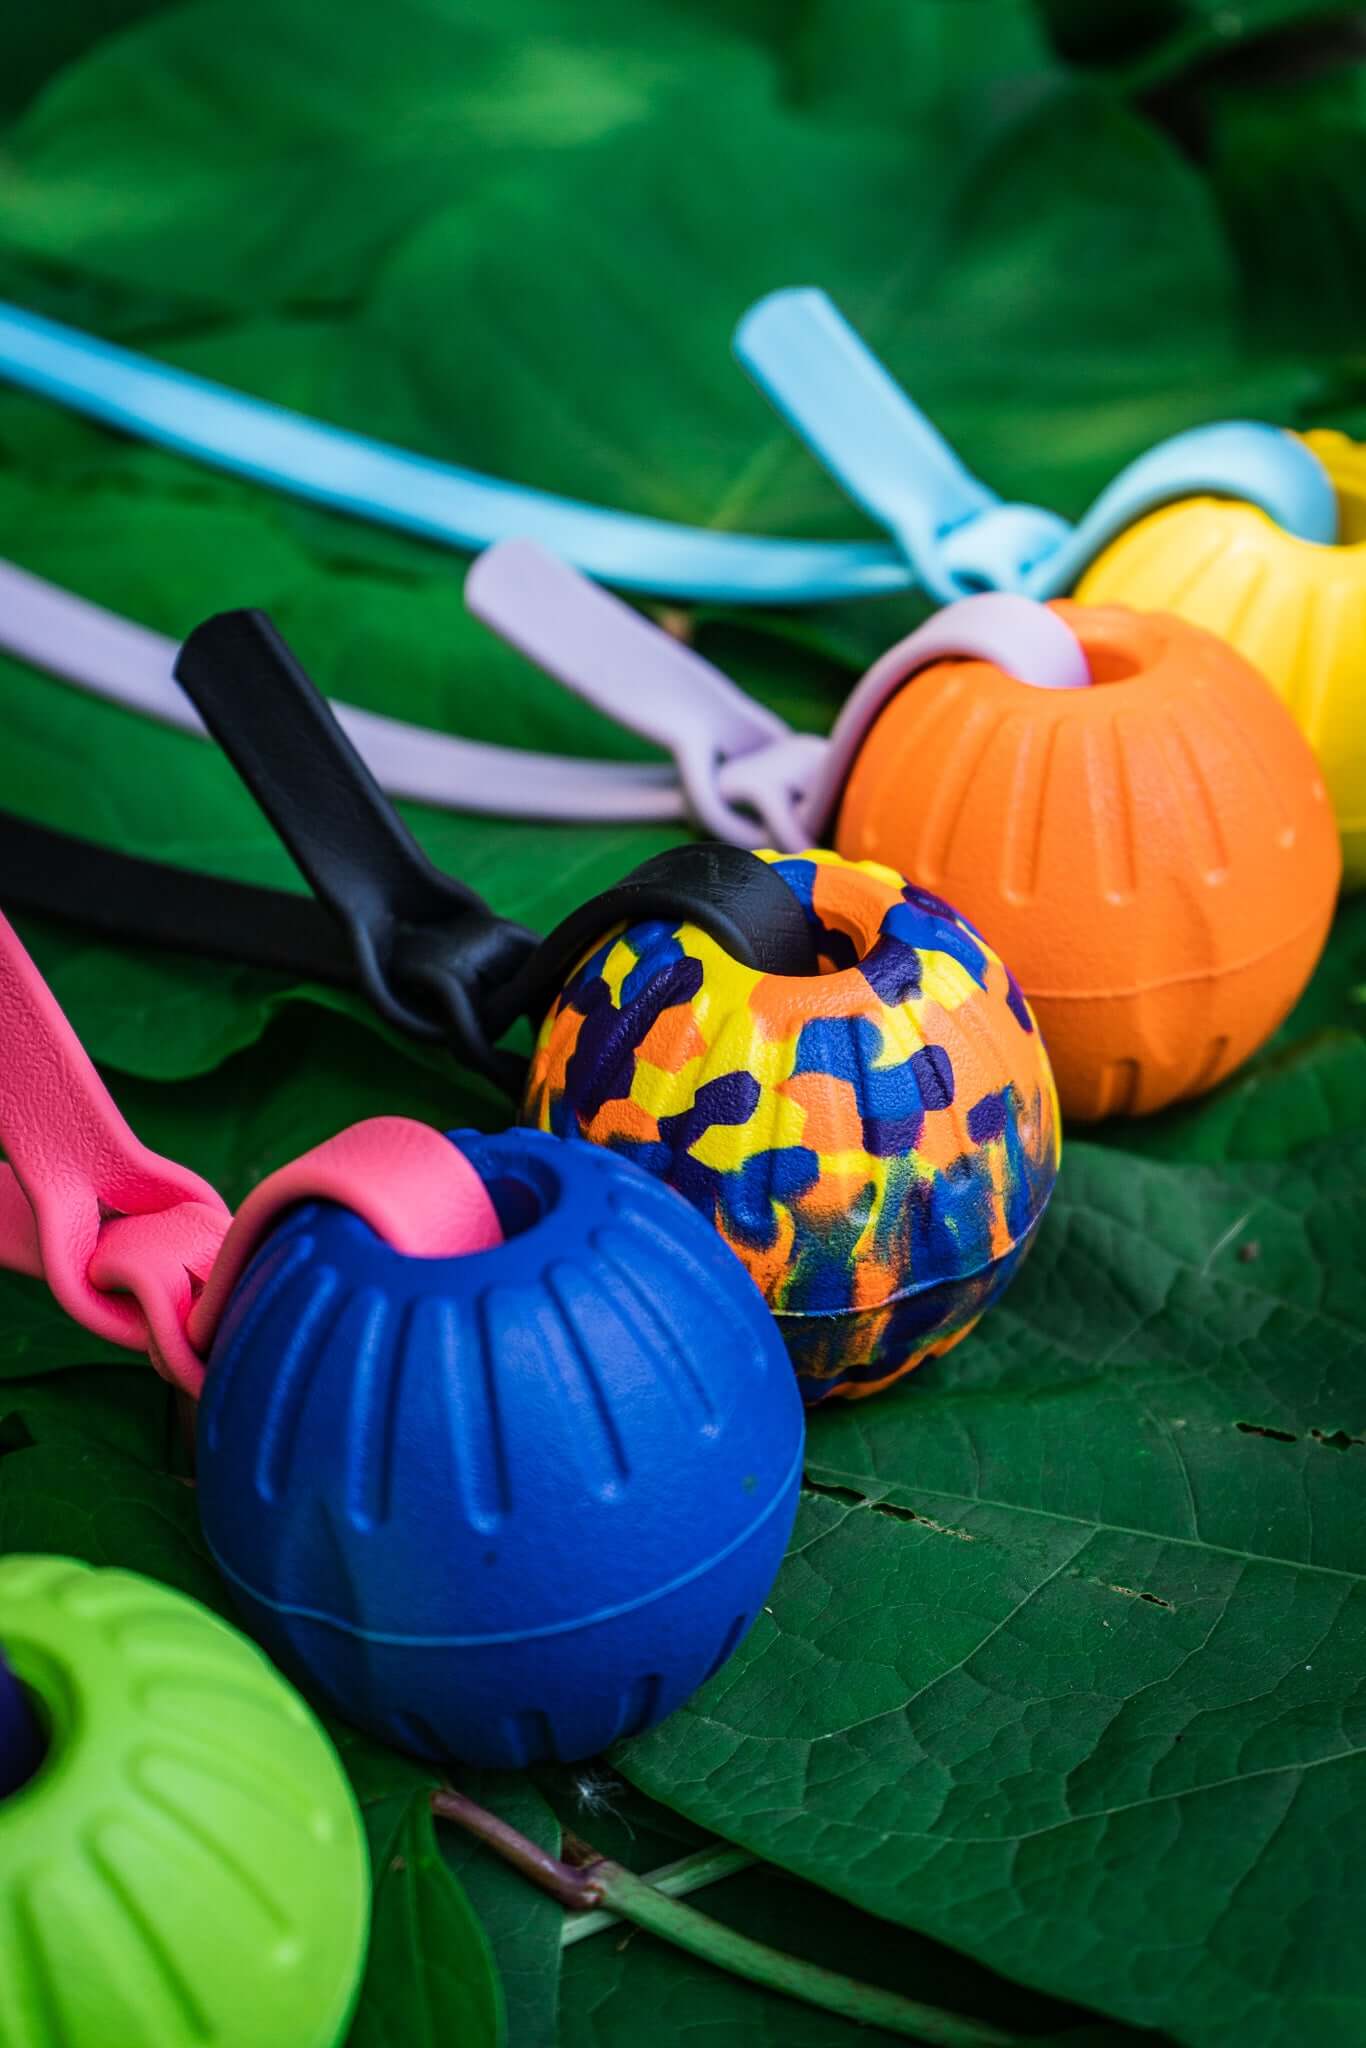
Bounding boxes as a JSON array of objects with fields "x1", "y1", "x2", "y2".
[
  {"x1": 0, "y1": 295, "x2": 1338, "y2": 607},
  {"x1": 733, "y1": 289, "x2": 1341, "y2": 602},
  {"x1": 0, "y1": 301, "x2": 904, "y2": 605}
]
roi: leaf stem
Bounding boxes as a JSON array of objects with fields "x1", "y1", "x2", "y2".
[
  {"x1": 560, "y1": 1842, "x2": 754, "y2": 1947},
  {"x1": 564, "y1": 1841, "x2": 1028, "y2": 2047},
  {"x1": 435, "y1": 1787, "x2": 1035, "y2": 2046},
  {"x1": 430, "y1": 1785, "x2": 601, "y2": 1911}
]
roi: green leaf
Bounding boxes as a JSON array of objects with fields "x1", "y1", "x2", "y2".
[
  {"x1": 1029, "y1": 0, "x2": 1362, "y2": 82},
  {"x1": 0, "y1": 1360, "x2": 175, "y2": 1465},
  {"x1": 1205, "y1": 59, "x2": 1366, "y2": 357},
  {"x1": 0, "y1": 0, "x2": 783, "y2": 311},
  {"x1": 442, "y1": 1773, "x2": 564, "y2": 2048},
  {"x1": 352, "y1": 1784, "x2": 505, "y2": 2048},
  {"x1": 0, "y1": 1436, "x2": 225, "y2": 1608},
  {"x1": 358, "y1": 77, "x2": 1309, "y2": 544},
  {"x1": 618, "y1": 1041, "x2": 1366, "y2": 2048}
]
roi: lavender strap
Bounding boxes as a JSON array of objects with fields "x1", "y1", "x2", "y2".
[
  {"x1": 464, "y1": 540, "x2": 1091, "y2": 850},
  {"x1": 0, "y1": 559, "x2": 685, "y2": 823},
  {"x1": 466, "y1": 539, "x2": 823, "y2": 846},
  {"x1": 0, "y1": 543, "x2": 1090, "y2": 850}
]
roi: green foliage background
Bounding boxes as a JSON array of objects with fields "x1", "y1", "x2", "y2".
[{"x1": 1, "y1": 2, "x2": 1365, "y2": 2042}]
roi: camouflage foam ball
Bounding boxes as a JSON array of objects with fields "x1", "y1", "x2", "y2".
[{"x1": 525, "y1": 849, "x2": 1060, "y2": 1401}]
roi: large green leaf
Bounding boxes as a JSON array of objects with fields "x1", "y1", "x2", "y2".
[
  {"x1": 618, "y1": 1039, "x2": 1366, "y2": 2048},
  {"x1": 0, "y1": 0, "x2": 785, "y2": 310},
  {"x1": 0, "y1": 0, "x2": 1338, "y2": 1092},
  {"x1": 350, "y1": 77, "x2": 1310, "y2": 544},
  {"x1": 440, "y1": 1763, "x2": 1155, "y2": 2047},
  {"x1": 351, "y1": 1781, "x2": 505, "y2": 2048},
  {"x1": 1205, "y1": 59, "x2": 1366, "y2": 357}
]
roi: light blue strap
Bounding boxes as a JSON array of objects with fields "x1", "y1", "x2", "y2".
[
  {"x1": 735, "y1": 288, "x2": 1338, "y2": 599},
  {"x1": 0, "y1": 301, "x2": 908, "y2": 606},
  {"x1": 1016, "y1": 420, "x2": 1339, "y2": 596},
  {"x1": 0, "y1": 296, "x2": 1336, "y2": 608},
  {"x1": 734, "y1": 288, "x2": 1069, "y2": 603}
]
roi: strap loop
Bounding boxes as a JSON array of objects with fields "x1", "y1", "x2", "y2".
[
  {"x1": 173, "y1": 609, "x2": 540, "y2": 1072},
  {"x1": 486, "y1": 842, "x2": 821, "y2": 1040},
  {"x1": 0, "y1": 891, "x2": 506, "y2": 1394},
  {"x1": 733, "y1": 288, "x2": 1338, "y2": 601},
  {"x1": 0, "y1": 906, "x2": 231, "y2": 1393},
  {"x1": 466, "y1": 539, "x2": 1091, "y2": 852},
  {"x1": 173, "y1": 605, "x2": 824, "y2": 1069}
]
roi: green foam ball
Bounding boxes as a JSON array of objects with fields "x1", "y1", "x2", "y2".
[{"x1": 0, "y1": 1555, "x2": 369, "y2": 2048}]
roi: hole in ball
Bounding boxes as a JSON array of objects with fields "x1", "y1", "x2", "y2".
[{"x1": 0, "y1": 1647, "x2": 51, "y2": 1802}]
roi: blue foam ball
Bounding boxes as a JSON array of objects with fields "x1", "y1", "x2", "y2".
[
  {"x1": 0, "y1": 1648, "x2": 43, "y2": 1797},
  {"x1": 195, "y1": 1128, "x2": 804, "y2": 1768}
]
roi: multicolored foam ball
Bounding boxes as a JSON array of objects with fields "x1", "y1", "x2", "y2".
[
  {"x1": 526, "y1": 849, "x2": 1060, "y2": 1401},
  {"x1": 0, "y1": 1556, "x2": 368, "y2": 2048}
]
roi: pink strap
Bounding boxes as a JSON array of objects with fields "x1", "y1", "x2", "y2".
[
  {"x1": 0, "y1": 907, "x2": 230, "y2": 1387},
  {"x1": 186, "y1": 1117, "x2": 502, "y2": 1354},
  {"x1": 0, "y1": 912, "x2": 501, "y2": 1395}
]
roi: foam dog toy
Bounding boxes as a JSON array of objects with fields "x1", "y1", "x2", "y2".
[
  {"x1": 466, "y1": 541, "x2": 1341, "y2": 1120},
  {"x1": 0, "y1": 1555, "x2": 368, "y2": 2048},
  {"x1": 0, "y1": 908, "x2": 802, "y2": 1764},
  {"x1": 1077, "y1": 428, "x2": 1366, "y2": 887}
]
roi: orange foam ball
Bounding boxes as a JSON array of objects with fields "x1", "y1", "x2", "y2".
[{"x1": 834, "y1": 603, "x2": 1341, "y2": 1120}]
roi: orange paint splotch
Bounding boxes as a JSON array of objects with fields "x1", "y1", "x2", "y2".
[
  {"x1": 635, "y1": 1003, "x2": 708, "y2": 1074},
  {"x1": 850, "y1": 1251, "x2": 902, "y2": 1311},
  {"x1": 584, "y1": 1097, "x2": 660, "y2": 1149},
  {"x1": 810, "y1": 859, "x2": 900, "y2": 954},
  {"x1": 833, "y1": 1311, "x2": 985, "y2": 1401},
  {"x1": 913, "y1": 1107, "x2": 967, "y2": 1176},
  {"x1": 777, "y1": 1071, "x2": 864, "y2": 1157}
]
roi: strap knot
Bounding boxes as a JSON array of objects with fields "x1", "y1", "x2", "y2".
[{"x1": 88, "y1": 1202, "x2": 231, "y2": 1397}]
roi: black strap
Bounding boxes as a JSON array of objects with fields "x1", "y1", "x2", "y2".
[
  {"x1": 0, "y1": 806, "x2": 820, "y2": 1045},
  {"x1": 488, "y1": 842, "x2": 819, "y2": 1037},
  {"x1": 0, "y1": 617, "x2": 821, "y2": 1090},
  {"x1": 174, "y1": 610, "x2": 538, "y2": 1079},
  {"x1": 174, "y1": 610, "x2": 817, "y2": 1059},
  {"x1": 0, "y1": 808, "x2": 356, "y2": 986}
]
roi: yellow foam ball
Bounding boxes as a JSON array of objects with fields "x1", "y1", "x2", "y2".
[{"x1": 1077, "y1": 429, "x2": 1366, "y2": 889}]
